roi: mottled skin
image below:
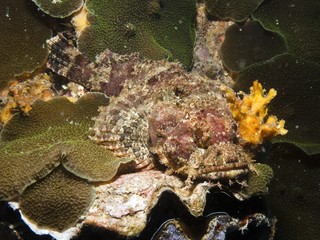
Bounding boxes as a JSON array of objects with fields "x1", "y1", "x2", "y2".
[{"x1": 47, "y1": 33, "x2": 253, "y2": 182}]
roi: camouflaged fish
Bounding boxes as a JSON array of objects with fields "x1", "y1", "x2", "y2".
[{"x1": 47, "y1": 33, "x2": 254, "y2": 183}]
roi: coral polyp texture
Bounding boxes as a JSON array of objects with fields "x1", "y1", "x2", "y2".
[
  {"x1": 0, "y1": 0, "x2": 51, "y2": 89},
  {"x1": 235, "y1": 163, "x2": 274, "y2": 199},
  {"x1": 32, "y1": 0, "x2": 84, "y2": 18},
  {"x1": 0, "y1": 93, "x2": 132, "y2": 201},
  {"x1": 76, "y1": 0, "x2": 196, "y2": 68},
  {"x1": 19, "y1": 166, "x2": 95, "y2": 232},
  {"x1": 224, "y1": 80, "x2": 287, "y2": 145}
]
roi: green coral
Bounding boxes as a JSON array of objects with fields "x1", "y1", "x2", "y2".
[
  {"x1": 252, "y1": 0, "x2": 320, "y2": 65},
  {"x1": 19, "y1": 166, "x2": 95, "y2": 232},
  {"x1": 220, "y1": 20, "x2": 287, "y2": 72},
  {"x1": 61, "y1": 140, "x2": 132, "y2": 181},
  {"x1": 77, "y1": 0, "x2": 196, "y2": 68},
  {"x1": 0, "y1": 93, "x2": 133, "y2": 200},
  {"x1": 1, "y1": 92, "x2": 108, "y2": 141},
  {"x1": 32, "y1": 0, "x2": 84, "y2": 18},
  {"x1": 234, "y1": 54, "x2": 320, "y2": 155},
  {"x1": 238, "y1": 163, "x2": 273, "y2": 199},
  {"x1": 204, "y1": 0, "x2": 264, "y2": 22},
  {"x1": 0, "y1": 0, "x2": 52, "y2": 89}
]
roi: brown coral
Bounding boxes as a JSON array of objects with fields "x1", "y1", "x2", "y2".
[{"x1": 19, "y1": 166, "x2": 95, "y2": 232}]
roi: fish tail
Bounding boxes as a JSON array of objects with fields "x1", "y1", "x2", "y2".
[{"x1": 47, "y1": 33, "x2": 93, "y2": 89}]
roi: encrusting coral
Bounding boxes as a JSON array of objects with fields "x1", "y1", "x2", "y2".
[
  {"x1": 0, "y1": 93, "x2": 132, "y2": 202},
  {"x1": 223, "y1": 80, "x2": 287, "y2": 145},
  {"x1": 0, "y1": 74, "x2": 54, "y2": 124}
]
